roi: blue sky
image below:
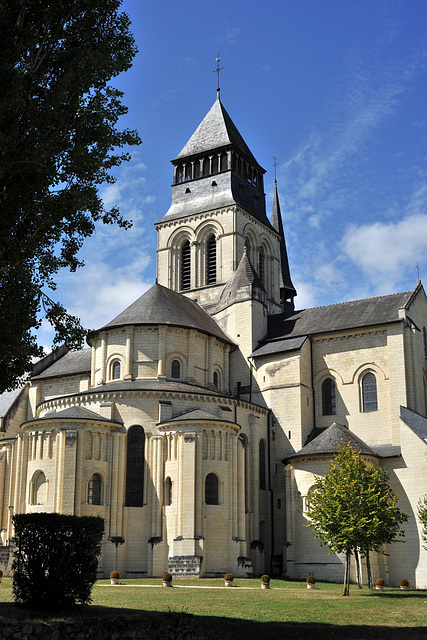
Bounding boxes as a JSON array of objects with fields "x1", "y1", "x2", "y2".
[{"x1": 39, "y1": 0, "x2": 427, "y2": 349}]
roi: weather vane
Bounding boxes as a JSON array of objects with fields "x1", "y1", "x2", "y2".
[
  {"x1": 214, "y1": 55, "x2": 223, "y2": 98},
  {"x1": 273, "y1": 157, "x2": 278, "y2": 181}
]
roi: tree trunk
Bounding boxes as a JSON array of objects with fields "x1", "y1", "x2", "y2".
[
  {"x1": 342, "y1": 549, "x2": 351, "y2": 596},
  {"x1": 366, "y1": 551, "x2": 372, "y2": 590},
  {"x1": 355, "y1": 549, "x2": 362, "y2": 589}
]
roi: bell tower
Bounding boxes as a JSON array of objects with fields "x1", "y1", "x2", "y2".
[{"x1": 155, "y1": 94, "x2": 294, "y2": 315}]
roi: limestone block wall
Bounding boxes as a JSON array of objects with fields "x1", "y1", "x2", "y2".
[{"x1": 400, "y1": 287, "x2": 427, "y2": 416}]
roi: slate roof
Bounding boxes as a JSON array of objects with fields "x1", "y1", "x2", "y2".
[
  {"x1": 250, "y1": 336, "x2": 307, "y2": 358},
  {"x1": 61, "y1": 379, "x2": 223, "y2": 398},
  {"x1": 31, "y1": 349, "x2": 91, "y2": 380},
  {"x1": 400, "y1": 406, "x2": 427, "y2": 440},
  {"x1": 35, "y1": 406, "x2": 116, "y2": 422},
  {"x1": 159, "y1": 409, "x2": 227, "y2": 425},
  {"x1": 174, "y1": 98, "x2": 262, "y2": 168},
  {"x1": 268, "y1": 290, "x2": 414, "y2": 341},
  {"x1": 214, "y1": 249, "x2": 265, "y2": 314},
  {"x1": 100, "y1": 283, "x2": 233, "y2": 344},
  {"x1": 286, "y1": 422, "x2": 379, "y2": 461},
  {"x1": 0, "y1": 387, "x2": 25, "y2": 418}
]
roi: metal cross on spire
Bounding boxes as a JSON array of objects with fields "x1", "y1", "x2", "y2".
[
  {"x1": 417, "y1": 262, "x2": 421, "y2": 281},
  {"x1": 214, "y1": 55, "x2": 223, "y2": 99},
  {"x1": 273, "y1": 157, "x2": 278, "y2": 182}
]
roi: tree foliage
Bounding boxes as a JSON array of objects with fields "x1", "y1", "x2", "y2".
[
  {"x1": 12, "y1": 513, "x2": 105, "y2": 609},
  {"x1": 0, "y1": 0, "x2": 141, "y2": 392},
  {"x1": 307, "y1": 442, "x2": 408, "y2": 594},
  {"x1": 417, "y1": 494, "x2": 427, "y2": 550}
]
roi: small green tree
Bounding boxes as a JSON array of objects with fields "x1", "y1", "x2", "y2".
[
  {"x1": 417, "y1": 494, "x2": 427, "y2": 550},
  {"x1": 12, "y1": 513, "x2": 104, "y2": 609},
  {"x1": 307, "y1": 442, "x2": 408, "y2": 595}
]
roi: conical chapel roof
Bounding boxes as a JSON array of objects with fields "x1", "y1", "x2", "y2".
[
  {"x1": 174, "y1": 97, "x2": 263, "y2": 169},
  {"x1": 100, "y1": 283, "x2": 233, "y2": 344},
  {"x1": 286, "y1": 422, "x2": 378, "y2": 461},
  {"x1": 271, "y1": 180, "x2": 296, "y2": 299}
]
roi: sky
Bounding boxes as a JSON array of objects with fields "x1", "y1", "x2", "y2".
[{"x1": 38, "y1": 0, "x2": 427, "y2": 350}]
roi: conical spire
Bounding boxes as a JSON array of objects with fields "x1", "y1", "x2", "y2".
[{"x1": 271, "y1": 179, "x2": 296, "y2": 309}]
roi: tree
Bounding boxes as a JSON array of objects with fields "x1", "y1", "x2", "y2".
[
  {"x1": 307, "y1": 442, "x2": 408, "y2": 595},
  {"x1": 12, "y1": 513, "x2": 105, "y2": 609},
  {"x1": 417, "y1": 494, "x2": 427, "y2": 550},
  {"x1": 0, "y1": 0, "x2": 141, "y2": 392}
]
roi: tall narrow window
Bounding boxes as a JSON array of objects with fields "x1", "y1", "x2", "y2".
[
  {"x1": 171, "y1": 359, "x2": 181, "y2": 379},
  {"x1": 322, "y1": 378, "x2": 336, "y2": 415},
  {"x1": 194, "y1": 160, "x2": 201, "y2": 179},
  {"x1": 259, "y1": 439, "x2": 266, "y2": 490},
  {"x1": 32, "y1": 471, "x2": 48, "y2": 505},
  {"x1": 239, "y1": 434, "x2": 249, "y2": 511},
  {"x1": 165, "y1": 477, "x2": 172, "y2": 506},
  {"x1": 206, "y1": 235, "x2": 216, "y2": 285},
  {"x1": 362, "y1": 372, "x2": 378, "y2": 412},
  {"x1": 202, "y1": 157, "x2": 210, "y2": 176},
  {"x1": 125, "y1": 426, "x2": 145, "y2": 507},
  {"x1": 259, "y1": 247, "x2": 265, "y2": 285},
  {"x1": 112, "y1": 360, "x2": 121, "y2": 380},
  {"x1": 220, "y1": 152, "x2": 228, "y2": 171},
  {"x1": 180, "y1": 241, "x2": 191, "y2": 290},
  {"x1": 244, "y1": 238, "x2": 251, "y2": 261},
  {"x1": 176, "y1": 164, "x2": 184, "y2": 183},
  {"x1": 88, "y1": 473, "x2": 102, "y2": 505},
  {"x1": 423, "y1": 327, "x2": 427, "y2": 358},
  {"x1": 205, "y1": 473, "x2": 219, "y2": 505}
]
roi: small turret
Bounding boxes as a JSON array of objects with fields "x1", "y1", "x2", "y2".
[{"x1": 271, "y1": 179, "x2": 296, "y2": 311}]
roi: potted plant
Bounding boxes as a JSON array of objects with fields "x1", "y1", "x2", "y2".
[
  {"x1": 162, "y1": 572, "x2": 173, "y2": 587},
  {"x1": 110, "y1": 570, "x2": 119, "y2": 585},
  {"x1": 260, "y1": 574, "x2": 270, "y2": 589},
  {"x1": 375, "y1": 578, "x2": 385, "y2": 590},
  {"x1": 306, "y1": 575, "x2": 316, "y2": 589},
  {"x1": 224, "y1": 572, "x2": 234, "y2": 587},
  {"x1": 400, "y1": 579, "x2": 409, "y2": 590}
]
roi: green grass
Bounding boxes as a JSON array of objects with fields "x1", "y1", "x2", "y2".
[{"x1": 1, "y1": 578, "x2": 427, "y2": 639}]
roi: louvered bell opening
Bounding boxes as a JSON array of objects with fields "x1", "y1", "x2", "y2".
[
  {"x1": 180, "y1": 241, "x2": 191, "y2": 290},
  {"x1": 207, "y1": 236, "x2": 216, "y2": 285}
]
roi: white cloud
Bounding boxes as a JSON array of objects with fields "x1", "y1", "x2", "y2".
[{"x1": 341, "y1": 213, "x2": 427, "y2": 291}]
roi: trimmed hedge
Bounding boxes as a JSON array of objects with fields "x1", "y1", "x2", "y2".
[{"x1": 12, "y1": 513, "x2": 104, "y2": 610}]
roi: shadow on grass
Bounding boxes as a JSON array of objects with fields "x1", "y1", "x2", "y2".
[{"x1": 0, "y1": 604, "x2": 426, "y2": 640}]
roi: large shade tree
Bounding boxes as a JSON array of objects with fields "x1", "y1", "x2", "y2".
[
  {"x1": 0, "y1": 0, "x2": 141, "y2": 392},
  {"x1": 307, "y1": 442, "x2": 408, "y2": 595}
]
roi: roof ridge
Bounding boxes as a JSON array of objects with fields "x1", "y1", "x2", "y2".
[{"x1": 294, "y1": 290, "x2": 413, "y2": 313}]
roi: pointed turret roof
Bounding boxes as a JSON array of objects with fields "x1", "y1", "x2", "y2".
[
  {"x1": 214, "y1": 248, "x2": 266, "y2": 313},
  {"x1": 174, "y1": 96, "x2": 262, "y2": 168},
  {"x1": 99, "y1": 283, "x2": 233, "y2": 344},
  {"x1": 271, "y1": 180, "x2": 296, "y2": 300}
]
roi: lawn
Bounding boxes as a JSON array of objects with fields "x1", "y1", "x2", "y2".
[{"x1": 0, "y1": 578, "x2": 426, "y2": 639}]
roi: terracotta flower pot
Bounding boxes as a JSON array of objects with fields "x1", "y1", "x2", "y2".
[
  {"x1": 225, "y1": 580, "x2": 234, "y2": 587},
  {"x1": 110, "y1": 578, "x2": 119, "y2": 585},
  {"x1": 261, "y1": 582, "x2": 270, "y2": 589},
  {"x1": 307, "y1": 583, "x2": 315, "y2": 589},
  {"x1": 375, "y1": 585, "x2": 384, "y2": 590},
  {"x1": 163, "y1": 581, "x2": 172, "y2": 587}
]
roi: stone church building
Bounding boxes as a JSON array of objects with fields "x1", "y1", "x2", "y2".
[{"x1": 1, "y1": 95, "x2": 427, "y2": 586}]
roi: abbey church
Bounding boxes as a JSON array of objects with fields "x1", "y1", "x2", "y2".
[{"x1": 1, "y1": 94, "x2": 427, "y2": 587}]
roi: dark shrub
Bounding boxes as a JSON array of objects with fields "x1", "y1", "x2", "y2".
[{"x1": 12, "y1": 513, "x2": 104, "y2": 610}]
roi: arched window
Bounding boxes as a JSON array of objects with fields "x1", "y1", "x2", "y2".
[
  {"x1": 202, "y1": 157, "x2": 210, "y2": 176},
  {"x1": 185, "y1": 163, "x2": 192, "y2": 181},
  {"x1": 205, "y1": 473, "x2": 219, "y2": 505},
  {"x1": 259, "y1": 439, "x2": 266, "y2": 490},
  {"x1": 362, "y1": 372, "x2": 378, "y2": 412},
  {"x1": 171, "y1": 359, "x2": 181, "y2": 379},
  {"x1": 211, "y1": 155, "x2": 218, "y2": 173},
  {"x1": 322, "y1": 378, "x2": 336, "y2": 415},
  {"x1": 206, "y1": 234, "x2": 216, "y2": 285},
  {"x1": 112, "y1": 360, "x2": 121, "y2": 380},
  {"x1": 194, "y1": 160, "x2": 201, "y2": 179},
  {"x1": 125, "y1": 426, "x2": 145, "y2": 507},
  {"x1": 176, "y1": 164, "x2": 184, "y2": 183},
  {"x1": 88, "y1": 473, "x2": 102, "y2": 505},
  {"x1": 32, "y1": 471, "x2": 48, "y2": 505},
  {"x1": 220, "y1": 152, "x2": 228, "y2": 171},
  {"x1": 165, "y1": 477, "x2": 172, "y2": 506},
  {"x1": 259, "y1": 247, "x2": 265, "y2": 285},
  {"x1": 213, "y1": 371, "x2": 219, "y2": 389},
  {"x1": 244, "y1": 238, "x2": 251, "y2": 261},
  {"x1": 180, "y1": 240, "x2": 191, "y2": 290}
]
